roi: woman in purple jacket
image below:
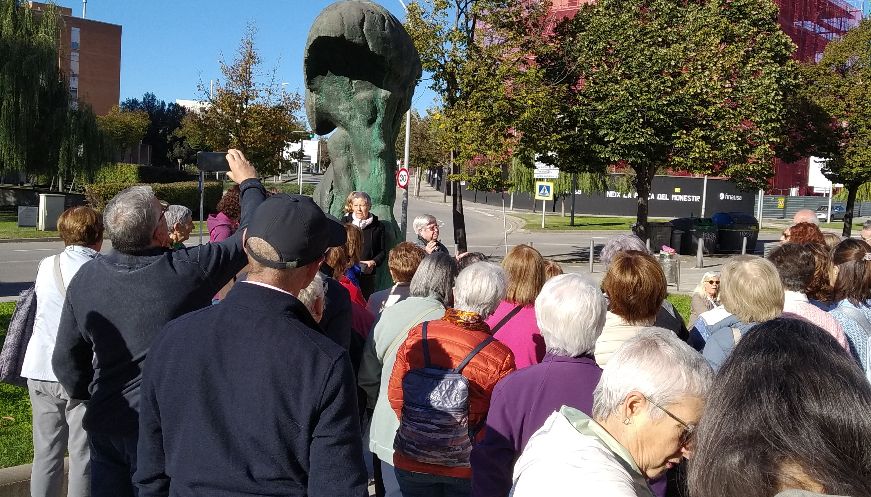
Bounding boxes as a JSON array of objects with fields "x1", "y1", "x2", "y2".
[{"x1": 470, "y1": 273, "x2": 607, "y2": 497}]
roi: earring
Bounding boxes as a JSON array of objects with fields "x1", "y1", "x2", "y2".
[{"x1": 623, "y1": 418, "x2": 631, "y2": 425}]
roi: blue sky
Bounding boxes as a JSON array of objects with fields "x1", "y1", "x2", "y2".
[{"x1": 51, "y1": 0, "x2": 437, "y2": 112}]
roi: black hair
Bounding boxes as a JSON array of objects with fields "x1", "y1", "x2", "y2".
[
  {"x1": 767, "y1": 243, "x2": 815, "y2": 292},
  {"x1": 456, "y1": 252, "x2": 488, "y2": 272},
  {"x1": 687, "y1": 317, "x2": 871, "y2": 497}
]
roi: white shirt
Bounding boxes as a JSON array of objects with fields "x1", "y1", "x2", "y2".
[
  {"x1": 21, "y1": 245, "x2": 99, "y2": 381},
  {"x1": 511, "y1": 407, "x2": 654, "y2": 497}
]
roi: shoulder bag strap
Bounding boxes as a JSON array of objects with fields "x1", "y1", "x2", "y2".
[
  {"x1": 384, "y1": 307, "x2": 440, "y2": 358},
  {"x1": 454, "y1": 336, "x2": 495, "y2": 374},
  {"x1": 52, "y1": 254, "x2": 67, "y2": 298},
  {"x1": 490, "y1": 304, "x2": 524, "y2": 334},
  {"x1": 841, "y1": 306, "x2": 871, "y2": 337}
]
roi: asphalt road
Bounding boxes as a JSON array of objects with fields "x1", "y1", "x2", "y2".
[{"x1": 0, "y1": 180, "x2": 779, "y2": 300}]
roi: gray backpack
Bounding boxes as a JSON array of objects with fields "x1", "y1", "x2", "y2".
[
  {"x1": 0, "y1": 285, "x2": 37, "y2": 387},
  {"x1": 394, "y1": 321, "x2": 494, "y2": 467}
]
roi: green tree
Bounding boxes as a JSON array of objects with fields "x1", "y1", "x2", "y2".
[
  {"x1": 803, "y1": 19, "x2": 871, "y2": 236},
  {"x1": 58, "y1": 104, "x2": 105, "y2": 188},
  {"x1": 0, "y1": 0, "x2": 68, "y2": 176},
  {"x1": 178, "y1": 26, "x2": 305, "y2": 177},
  {"x1": 546, "y1": 0, "x2": 797, "y2": 236},
  {"x1": 97, "y1": 105, "x2": 149, "y2": 157},
  {"x1": 405, "y1": 0, "x2": 552, "y2": 251},
  {"x1": 121, "y1": 93, "x2": 189, "y2": 166},
  {"x1": 394, "y1": 109, "x2": 449, "y2": 194}
]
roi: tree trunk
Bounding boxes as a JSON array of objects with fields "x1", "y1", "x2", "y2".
[
  {"x1": 842, "y1": 182, "x2": 859, "y2": 238},
  {"x1": 634, "y1": 165, "x2": 655, "y2": 240},
  {"x1": 451, "y1": 150, "x2": 468, "y2": 253}
]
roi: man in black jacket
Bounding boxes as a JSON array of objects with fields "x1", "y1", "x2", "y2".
[
  {"x1": 52, "y1": 149, "x2": 265, "y2": 497},
  {"x1": 135, "y1": 194, "x2": 367, "y2": 497}
]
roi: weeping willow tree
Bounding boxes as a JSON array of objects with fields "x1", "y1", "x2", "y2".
[{"x1": 0, "y1": 0, "x2": 69, "y2": 176}]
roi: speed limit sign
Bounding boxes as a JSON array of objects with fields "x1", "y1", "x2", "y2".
[{"x1": 397, "y1": 167, "x2": 409, "y2": 189}]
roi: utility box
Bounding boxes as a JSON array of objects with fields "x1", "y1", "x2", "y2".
[
  {"x1": 17, "y1": 206, "x2": 37, "y2": 227},
  {"x1": 38, "y1": 194, "x2": 65, "y2": 231}
]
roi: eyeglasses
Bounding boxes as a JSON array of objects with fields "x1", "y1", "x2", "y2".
[
  {"x1": 706, "y1": 280, "x2": 719, "y2": 285},
  {"x1": 644, "y1": 395, "x2": 695, "y2": 448}
]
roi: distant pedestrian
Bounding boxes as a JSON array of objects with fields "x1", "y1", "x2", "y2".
[
  {"x1": 135, "y1": 194, "x2": 366, "y2": 497},
  {"x1": 413, "y1": 214, "x2": 448, "y2": 254},
  {"x1": 21, "y1": 206, "x2": 103, "y2": 497},
  {"x1": 792, "y1": 208, "x2": 819, "y2": 226},
  {"x1": 689, "y1": 272, "x2": 719, "y2": 328}
]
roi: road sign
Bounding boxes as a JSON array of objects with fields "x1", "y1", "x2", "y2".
[
  {"x1": 535, "y1": 181, "x2": 554, "y2": 201},
  {"x1": 397, "y1": 167, "x2": 410, "y2": 189},
  {"x1": 533, "y1": 162, "x2": 560, "y2": 179}
]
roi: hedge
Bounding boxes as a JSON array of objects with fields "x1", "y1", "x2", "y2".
[
  {"x1": 85, "y1": 181, "x2": 224, "y2": 217},
  {"x1": 92, "y1": 163, "x2": 195, "y2": 184},
  {"x1": 266, "y1": 182, "x2": 316, "y2": 197}
]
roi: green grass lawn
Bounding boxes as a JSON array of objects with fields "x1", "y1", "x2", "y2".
[
  {"x1": 0, "y1": 210, "x2": 61, "y2": 240},
  {"x1": 667, "y1": 294, "x2": 691, "y2": 326},
  {"x1": 0, "y1": 301, "x2": 33, "y2": 468},
  {"x1": 515, "y1": 213, "x2": 669, "y2": 231}
]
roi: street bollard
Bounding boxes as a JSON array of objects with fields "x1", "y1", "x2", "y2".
[
  {"x1": 676, "y1": 257, "x2": 681, "y2": 292},
  {"x1": 589, "y1": 238, "x2": 595, "y2": 273},
  {"x1": 741, "y1": 236, "x2": 748, "y2": 255},
  {"x1": 696, "y1": 240, "x2": 704, "y2": 268},
  {"x1": 646, "y1": 238, "x2": 651, "y2": 252}
]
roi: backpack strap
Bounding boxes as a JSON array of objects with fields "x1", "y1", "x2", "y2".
[
  {"x1": 454, "y1": 336, "x2": 495, "y2": 374},
  {"x1": 421, "y1": 321, "x2": 432, "y2": 368},
  {"x1": 490, "y1": 305, "x2": 524, "y2": 334},
  {"x1": 52, "y1": 254, "x2": 67, "y2": 298}
]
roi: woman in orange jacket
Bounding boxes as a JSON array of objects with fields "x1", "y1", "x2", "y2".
[{"x1": 387, "y1": 261, "x2": 516, "y2": 497}]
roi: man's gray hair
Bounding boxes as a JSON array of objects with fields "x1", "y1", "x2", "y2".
[
  {"x1": 592, "y1": 327, "x2": 713, "y2": 420},
  {"x1": 412, "y1": 214, "x2": 437, "y2": 234},
  {"x1": 297, "y1": 272, "x2": 325, "y2": 315},
  {"x1": 453, "y1": 262, "x2": 506, "y2": 318},
  {"x1": 164, "y1": 205, "x2": 192, "y2": 228},
  {"x1": 600, "y1": 234, "x2": 649, "y2": 266},
  {"x1": 409, "y1": 252, "x2": 458, "y2": 305},
  {"x1": 535, "y1": 274, "x2": 606, "y2": 357},
  {"x1": 103, "y1": 185, "x2": 161, "y2": 253},
  {"x1": 793, "y1": 208, "x2": 819, "y2": 226}
]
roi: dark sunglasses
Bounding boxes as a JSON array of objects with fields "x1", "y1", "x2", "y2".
[{"x1": 706, "y1": 280, "x2": 720, "y2": 285}]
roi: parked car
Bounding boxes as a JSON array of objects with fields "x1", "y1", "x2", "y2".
[{"x1": 816, "y1": 205, "x2": 845, "y2": 221}]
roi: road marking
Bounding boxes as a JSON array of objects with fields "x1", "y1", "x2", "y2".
[
  {"x1": 0, "y1": 260, "x2": 42, "y2": 264},
  {"x1": 11, "y1": 248, "x2": 55, "y2": 252}
]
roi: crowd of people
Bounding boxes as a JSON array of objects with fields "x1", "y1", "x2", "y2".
[{"x1": 11, "y1": 152, "x2": 871, "y2": 497}]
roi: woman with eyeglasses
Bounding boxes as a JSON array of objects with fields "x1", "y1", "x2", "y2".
[
  {"x1": 689, "y1": 272, "x2": 720, "y2": 328},
  {"x1": 342, "y1": 191, "x2": 387, "y2": 299},
  {"x1": 688, "y1": 317, "x2": 871, "y2": 497},
  {"x1": 510, "y1": 328, "x2": 713, "y2": 497}
]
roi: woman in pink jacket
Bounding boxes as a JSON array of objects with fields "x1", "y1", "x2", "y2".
[{"x1": 485, "y1": 244, "x2": 547, "y2": 368}]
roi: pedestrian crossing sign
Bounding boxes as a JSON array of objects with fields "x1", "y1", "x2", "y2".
[{"x1": 535, "y1": 181, "x2": 554, "y2": 201}]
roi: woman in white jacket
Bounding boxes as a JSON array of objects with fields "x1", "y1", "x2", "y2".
[
  {"x1": 21, "y1": 206, "x2": 103, "y2": 497},
  {"x1": 510, "y1": 328, "x2": 713, "y2": 497}
]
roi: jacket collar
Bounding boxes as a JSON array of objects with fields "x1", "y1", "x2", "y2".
[
  {"x1": 224, "y1": 280, "x2": 322, "y2": 331},
  {"x1": 559, "y1": 406, "x2": 648, "y2": 484},
  {"x1": 103, "y1": 246, "x2": 170, "y2": 266},
  {"x1": 542, "y1": 353, "x2": 598, "y2": 365}
]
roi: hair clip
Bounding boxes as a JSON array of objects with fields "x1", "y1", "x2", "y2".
[{"x1": 864, "y1": 253, "x2": 871, "y2": 261}]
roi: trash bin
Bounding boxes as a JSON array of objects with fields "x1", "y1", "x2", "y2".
[
  {"x1": 647, "y1": 222, "x2": 673, "y2": 252},
  {"x1": 658, "y1": 253, "x2": 679, "y2": 285},
  {"x1": 689, "y1": 219, "x2": 718, "y2": 255},
  {"x1": 670, "y1": 229, "x2": 684, "y2": 255},
  {"x1": 716, "y1": 213, "x2": 759, "y2": 254}
]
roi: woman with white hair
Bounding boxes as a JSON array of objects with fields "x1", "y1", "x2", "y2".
[
  {"x1": 510, "y1": 329, "x2": 713, "y2": 497},
  {"x1": 688, "y1": 272, "x2": 719, "y2": 327},
  {"x1": 413, "y1": 214, "x2": 448, "y2": 254},
  {"x1": 701, "y1": 256, "x2": 784, "y2": 370},
  {"x1": 471, "y1": 274, "x2": 607, "y2": 497},
  {"x1": 388, "y1": 262, "x2": 516, "y2": 496}
]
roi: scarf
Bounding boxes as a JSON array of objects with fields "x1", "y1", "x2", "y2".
[
  {"x1": 442, "y1": 308, "x2": 491, "y2": 334},
  {"x1": 351, "y1": 215, "x2": 373, "y2": 230}
]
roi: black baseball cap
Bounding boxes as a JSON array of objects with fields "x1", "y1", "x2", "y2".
[{"x1": 245, "y1": 194, "x2": 346, "y2": 269}]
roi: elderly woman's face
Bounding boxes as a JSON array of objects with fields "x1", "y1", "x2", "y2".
[
  {"x1": 704, "y1": 277, "x2": 719, "y2": 297},
  {"x1": 352, "y1": 198, "x2": 371, "y2": 220},
  {"x1": 627, "y1": 394, "x2": 704, "y2": 479}
]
